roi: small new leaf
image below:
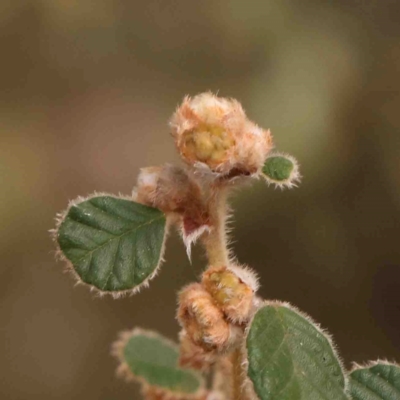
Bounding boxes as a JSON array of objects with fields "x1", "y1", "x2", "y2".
[
  {"x1": 246, "y1": 302, "x2": 348, "y2": 400},
  {"x1": 54, "y1": 195, "x2": 166, "y2": 296},
  {"x1": 349, "y1": 361, "x2": 400, "y2": 400},
  {"x1": 262, "y1": 153, "x2": 300, "y2": 188},
  {"x1": 113, "y1": 328, "x2": 206, "y2": 399}
]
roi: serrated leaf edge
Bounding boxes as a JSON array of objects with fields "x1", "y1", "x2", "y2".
[
  {"x1": 261, "y1": 152, "x2": 301, "y2": 189},
  {"x1": 50, "y1": 192, "x2": 170, "y2": 299},
  {"x1": 111, "y1": 328, "x2": 207, "y2": 400},
  {"x1": 242, "y1": 300, "x2": 349, "y2": 399}
]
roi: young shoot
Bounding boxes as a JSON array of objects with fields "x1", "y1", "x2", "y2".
[{"x1": 53, "y1": 93, "x2": 399, "y2": 400}]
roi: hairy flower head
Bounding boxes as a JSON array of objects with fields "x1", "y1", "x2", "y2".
[
  {"x1": 170, "y1": 93, "x2": 273, "y2": 177},
  {"x1": 177, "y1": 283, "x2": 240, "y2": 352}
]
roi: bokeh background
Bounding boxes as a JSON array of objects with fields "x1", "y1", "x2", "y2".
[{"x1": 1, "y1": 0, "x2": 400, "y2": 398}]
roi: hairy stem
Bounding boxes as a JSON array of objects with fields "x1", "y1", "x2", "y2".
[
  {"x1": 200, "y1": 187, "x2": 230, "y2": 266},
  {"x1": 232, "y1": 348, "x2": 244, "y2": 400},
  {"x1": 199, "y1": 185, "x2": 250, "y2": 400},
  {"x1": 211, "y1": 357, "x2": 232, "y2": 399}
]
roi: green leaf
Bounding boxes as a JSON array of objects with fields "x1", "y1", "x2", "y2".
[
  {"x1": 349, "y1": 362, "x2": 400, "y2": 400},
  {"x1": 246, "y1": 302, "x2": 348, "y2": 400},
  {"x1": 113, "y1": 329, "x2": 205, "y2": 397},
  {"x1": 262, "y1": 154, "x2": 299, "y2": 187},
  {"x1": 56, "y1": 195, "x2": 166, "y2": 294}
]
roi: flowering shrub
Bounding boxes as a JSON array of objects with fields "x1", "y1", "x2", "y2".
[{"x1": 53, "y1": 93, "x2": 399, "y2": 400}]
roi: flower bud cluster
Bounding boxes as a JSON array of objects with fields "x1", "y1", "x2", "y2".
[
  {"x1": 177, "y1": 265, "x2": 258, "y2": 370},
  {"x1": 178, "y1": 283, "x2": 237, "y2": 352},
  {"x1": 170, "y1": 93, "x2": 273, "y2": 177}
]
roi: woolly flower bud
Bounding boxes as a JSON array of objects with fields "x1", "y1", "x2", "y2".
[
  {"x1": 170, "y1": 93, "x2": 273, "y2": 176},
  {"x1": 135, "y1": 164, "x2": 209, "y2": 218},
  {"x1": 202, "y1": 265, "x2": 258, "y2": 323},
  {"x1": 135, "y1": 166, "x2": 163, "y2": 206},
  {"x1": 135, "y1": 165, "x2": 195, "y2": 213},
  {"x1": 177, "y1": 283, "x2": 240, "y2": 352}
]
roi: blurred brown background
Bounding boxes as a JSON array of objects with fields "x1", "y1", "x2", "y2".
[{"x1": 1, "y1": 0, "x2": 400, "y2": 399}]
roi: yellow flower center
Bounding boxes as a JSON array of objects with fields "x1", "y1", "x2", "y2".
[{"x1": 183, "y1": 124, "x2": 235, "y2": 166}]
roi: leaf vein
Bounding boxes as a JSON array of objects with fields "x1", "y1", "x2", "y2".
[{"x1": 70, "y1": 214, "x2": 164, "y2": 265}]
